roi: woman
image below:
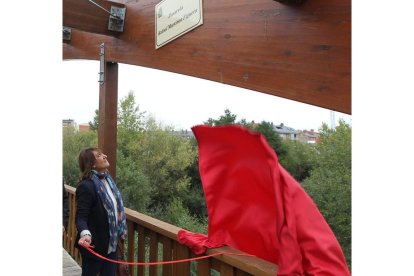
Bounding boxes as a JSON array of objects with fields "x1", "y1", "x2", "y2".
[{"x1": 75, "y1": 147, "x2": 127, "y2": 276}]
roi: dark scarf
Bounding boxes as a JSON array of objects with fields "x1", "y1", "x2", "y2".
[{"x1": 91, "y1": 170, "x2": 127, "y2": 254}]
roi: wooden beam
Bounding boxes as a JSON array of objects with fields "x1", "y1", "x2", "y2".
[
  {"x1": 274, "y1": 0, "x2": 307, "y2": 5},
  {"x1": 63, "y1": 0, "x2": 125, "y2": 37},
  {"x1": 63, "y1": 0, "x2": 351, "y2": 114},
  {"x1": 98, "y1": 62, "x2": 118, "y2": 179}
]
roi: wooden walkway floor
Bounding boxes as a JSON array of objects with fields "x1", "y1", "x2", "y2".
[{"x1": 63, "y1": 248, "x2": 82, "y2": 276}]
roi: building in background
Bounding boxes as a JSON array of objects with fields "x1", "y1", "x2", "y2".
[
  {"x1": 78, "y1": 123, "x2": 91, "y2": 132},
  {"x1": 297, "y1": 129, "x2": 320, "y2": 144},
  {"x1": 272, "y1": 123, "x2": 320, "y2": 144},
  {"x1": 63, "y1": 120, "x2": 91, "y2": 132},
  {"x1": 273, "y1": 123, "x2": 299, "y2": 140},
  {"x1": 62, "y1": 119, "x2": 77, "y2": 130}
]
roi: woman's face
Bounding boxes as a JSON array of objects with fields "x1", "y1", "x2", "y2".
[{"x1": 93, "y1": 150, "x2": 110, "y2": 172}]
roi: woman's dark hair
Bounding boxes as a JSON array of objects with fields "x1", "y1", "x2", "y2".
[{"x1": 78, "y1": 147, "x2": 101, "y2": 183}]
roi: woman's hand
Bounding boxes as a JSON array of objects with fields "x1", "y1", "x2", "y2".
[{"x1": 79, "y1": 234, "x2": 92, "y2": 247}]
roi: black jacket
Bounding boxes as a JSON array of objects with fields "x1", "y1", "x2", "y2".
[{"x1": 75, "y1": 178, "x2": 111, "y2": 259}]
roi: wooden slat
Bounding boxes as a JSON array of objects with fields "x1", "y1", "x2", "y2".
[
  {"x1": 235, "y1": 270, "x2": 252, "y2": 276},
  {"x1": 137, "y1": 225, "x2": 146, "y2": 276},
  {"x1": 221, "y1": 262, "x2": 235, "y2": 276},
  {"x1": 173, "y1": 241, "x2": 190, "y2": 275},
  {"x1": 64, "y1": 185, "x2": 82, "y2": 265},
  {"x1": 63, "y1": 189, "x2": 72, "y2": 249},
  {"x1": 211, "y1": 258, "x2": 221, "y2": 273},
  {"x1": 160, "y1": 236, "x2": 173, "y2": 276},
  {"x1": 68, "y1": 192, "x2": 76, "y2": 257},
  {"x1": 149, "y1": 231, "x2": 159, "y2": 276},
  {"x1": 197, "y1": 258, "x2": 210, "y2": 276},
  {"x1": 127, "y1": 220, "x2": 135, "y2": 275},
  {"x1": 74, "y1": 247, "x2": 81, "y2": 264},
  {"x1": 63, "y1": 0, "x2": 351, "y2": 114},
  {"x1": 65, "y1": 191, "x2": 71, "y2": 251}
]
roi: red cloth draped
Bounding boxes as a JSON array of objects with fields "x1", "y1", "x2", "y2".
[{"x1": 178, "y1": 125, "x2": 350, "y2": 276}]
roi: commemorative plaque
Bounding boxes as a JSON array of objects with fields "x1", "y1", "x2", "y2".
[{"x1": 155, "y1": 0, "x2": 203, "y2": 49}]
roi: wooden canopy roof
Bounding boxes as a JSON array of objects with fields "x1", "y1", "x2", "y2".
[{"x1": 63, "y1": 0, "x2": 351, "y2": 114}]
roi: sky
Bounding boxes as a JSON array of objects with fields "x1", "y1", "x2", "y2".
[
  {"x1": 61, "y1": 60, "x2": 351, "y2": 131},
  {"x1": 2, "y1": 2, "x2": 414, "y2": 275}
]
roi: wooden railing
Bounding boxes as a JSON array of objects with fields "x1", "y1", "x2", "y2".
[{"x1": 63, "y1": 184, "x2": 278, "y2": 275}]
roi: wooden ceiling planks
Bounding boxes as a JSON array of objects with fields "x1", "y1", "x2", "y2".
[{"x1": 63, "y1": 0, "x2": 351, "y2": 114}]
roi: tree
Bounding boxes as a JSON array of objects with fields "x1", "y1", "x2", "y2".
[
  {"x1": 152, "y1": 197, "x2": 207, "y2": 234},
  {"x1": 183, "y1": 139, "x2": 208, "y2": 220},
  {"x1": 63, "y1": 125, "x2": 97, "y2": 186},
  {"x1": 117, "y1": 91, "x2": 146, "y2": 159},
  {"x1": 88, "y1": 109, "x2": 99, "y2": 131},
  {"x1": 302, "y1": 120, "x2": 352, "y2": 269},
  {"x1": 135, "y1": 120, "x2": 197, "y2": 213},
  {"x1": 116, "y1": 151, "x2": 151, "y2": 213},
  {"x1": 204, "y1": 108, "x2": 237, "y2": 126},
  {"x1": 115, "y1": 91, "x2": 150, "y2": 212},
  {"x1": 252, "y1": 121, "x2": 286, "y2": 157},
  {"x1": 278, "y1": 139, "x2": 316, "y2": 182},
  {"x1": 118, "y1": 91, "x2": 146, "y2": 133}
]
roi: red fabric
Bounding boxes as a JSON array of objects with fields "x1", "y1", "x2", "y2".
[
  {"x1": 178, "y1": 125, "x2": 350, "y2": 276},
  {"x1": 177, "y1": 230, "x2": 220, "y2": 255}
]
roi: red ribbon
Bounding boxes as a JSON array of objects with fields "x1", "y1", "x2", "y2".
[{"x1": 79, "y1": 242, "x2": 254, "y2": 266}]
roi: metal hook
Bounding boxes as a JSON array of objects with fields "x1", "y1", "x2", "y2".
[{"x1": 88, "y1": 0, "x2": 122, "y2": 20}]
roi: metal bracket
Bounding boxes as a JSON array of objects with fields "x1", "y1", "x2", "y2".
[
  {"x1": 99, "y1": 43, "x2": 105, "y2": 85},
  {"x1": 63, "y1": 26, "x2": 71, "y2": 41},
  {"x1": 108, "y1": 6, "x2": 126, "y2": 32}
]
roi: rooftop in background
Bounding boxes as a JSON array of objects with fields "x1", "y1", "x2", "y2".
[
  {"x1": 62, "y1": 119, "x2": 77, "y2": 129},
  {"x1": 273, "y1": 123, "x2": 299, "y2": 140}
]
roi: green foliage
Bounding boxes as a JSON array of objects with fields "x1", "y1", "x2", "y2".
[
  {"x1": 116, "y1": 93, "x2": 203, "y2": 231},
  {"x1": 131, "y1": 119, "x2": 197, "y2": 212},
  {"x1": 279, "y1": 139, "x2": 316, "y2": 182},
  {"x1": 251, "y1": 121, "x2": 286, "y2": 157},
  {"x1": 88, "y1": 109, "x2": 99, "y2": 131},
  {"x1": 63, "y1": 126, "x2": 97, "y2": 186},
  {"x1": 182, "y1": 137, "x2": 208, "y2": 220},
  {"x1": 115, "y1": 92, "x2": 150, "y2": 214},
  {"x1": 153, "y1": 198, "x2": 207, "y2": 234},
  {"x1": 118, "y1": 91, "x2": 146, "y2": 133},
  {"x1": 204, "y1": 108, "x2": 237, "y2": 126},
  {"x1": 302, "y1": 120, "x2": 351, "y2": 269},
  {"x1": 116, "y1": 152, "x2": 151, "y2": 213},
  {"x1": 116, "y1": 91, "x2": 146, "y2": 159},
  {"x1": 183, "y1": 157, "x2": 208, "y2": 219}
]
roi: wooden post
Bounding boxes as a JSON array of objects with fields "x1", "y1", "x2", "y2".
[{"x1": 98, "y1": 61, "x2": 118, "y2": 179}]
